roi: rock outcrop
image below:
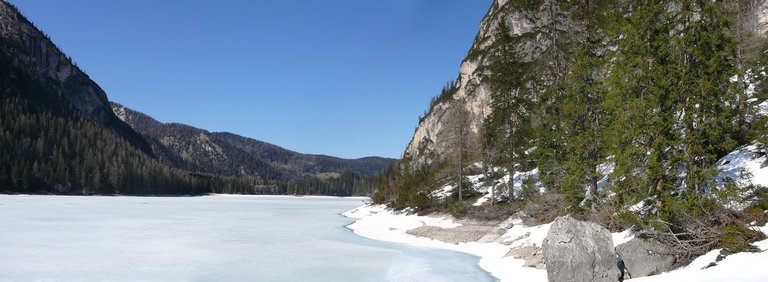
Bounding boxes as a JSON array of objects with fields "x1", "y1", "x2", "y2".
[
  {"x1": 542, "y1": 216, "x2": 619, "y2": 282},
  {"x1": 402, "y1": 0, "x2": 768, "y2": 172},
  {"x1": 506, "y1": 245, "x2": 545, "y2": 269},
  {"x1": 403, "y1": 0, "x2": 586, "y2": 170},
  {"x1": 615, "y1": 238, "x2": 676, "y2": 278},
  {"x1": 0, "y1": 1, "x2": 152, "y2": 155}
]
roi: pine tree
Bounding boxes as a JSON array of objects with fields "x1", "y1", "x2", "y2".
[
  {"x1": 557, "y1": 37, "x2": 610, "y2": 211},
  {"x1": 605, "y1": 0, "x2": 680, "y2": 200},
  {"x1": 677, "y1": 0, "x2": 739, "y2": 195},
  {"x1": 484, "y1": 21, "x2": 537, "y2": 202}
]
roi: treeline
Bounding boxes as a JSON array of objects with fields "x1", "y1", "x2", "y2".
[{"x1": 281, "y1": 170, "x2": 375, "y2": 196}]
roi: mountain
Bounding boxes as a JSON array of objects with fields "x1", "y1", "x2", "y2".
[
  {"x1": 111, "y1": 102, "x2": 396, "y2": 182},
  {"x1": 388, "y1": 0, "x2": 768, "y2": 194},
  {"x1": 0, "y1": 1, "x2": 263, "y2": 195},
  {"x1": 0, "y1": 1, "x2": 152, "y2": 156},
  {"x1": 375, "y1": 0, "x2": 768, "y2": 264},
  {"x1": 0, "y1": 0, "x2": 394, "y2": 195}
]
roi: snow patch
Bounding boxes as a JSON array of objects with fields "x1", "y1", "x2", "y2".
[
  {"x1": 716, "y1": 143, "x2": 768, "y2": 188},
  {"x1": 612, "y1": 228, "x2": 634, "y2": 247}
]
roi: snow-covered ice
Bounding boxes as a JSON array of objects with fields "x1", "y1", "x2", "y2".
[{"x1": 0, "y1": 195, "x2": 494, "y2": 281}]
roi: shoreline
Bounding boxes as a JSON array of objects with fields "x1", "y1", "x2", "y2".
[
  {"x1": 343, "y1": 204, "x2": 549, "y2": 282},
  {"x1": 343, "y1": 204, "x2": 768, "y2": 282}
]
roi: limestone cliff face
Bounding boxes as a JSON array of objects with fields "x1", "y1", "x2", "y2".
[
  {"x1": 404, "y1": 0, "x2": 768, "y2": 170},
  {"x1": 0, "y1": 1, "x2": 152, "y2": 154},
  {"x1": 404, "y1": 0, "x2": 584, "y2": 169}
]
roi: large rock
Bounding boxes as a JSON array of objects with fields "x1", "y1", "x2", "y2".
[
  {"x1": 616, "y1": 238, "x2": 676, "y2": 278},
  {"x1": 542, "y1": 216, "x2": 619, "y2": 282}
]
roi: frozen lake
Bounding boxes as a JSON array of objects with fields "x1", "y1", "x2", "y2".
[{"x1": 0, "y1": 195, "x2": 494, "y2": 281}]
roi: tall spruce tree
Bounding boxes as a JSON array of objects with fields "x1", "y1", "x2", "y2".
[
  {"x1": 677, "y1": 0, "x2": 739, "y2": 195},
  {"x1": 557, "y1": 38, "x2": 610, "y2": 211},
  {"x1": 484, "y1": 22, "x2": 536, "y2": 202},
  {"x1": 605, "y1": 0, "x2": 680, "y2": 201}
]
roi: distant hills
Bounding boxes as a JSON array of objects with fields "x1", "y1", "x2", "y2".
[
  {"x1": 0, "y1": 1, "x2": 395, "y2": 195},
  {"x1": 111, "y1": 102, "x2": 395, "y2": 182}
]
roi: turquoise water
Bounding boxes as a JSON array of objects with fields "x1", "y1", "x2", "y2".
[{"x1": 0, "y1": 195, "x2": 494, "y2": 281}]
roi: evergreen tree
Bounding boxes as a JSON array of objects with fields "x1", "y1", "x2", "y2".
[
  {"x1": 484, "y1": 22, "x2": 536, "y2": 202},
  {"x1": 557, "y1": 38, "x2": 610, "y2": 211},
  {"x1": 677, "y1": 0, "x2": 739, "y2": 195},
  {"x1": 605, "y1": 0, "x2": 679, "y2": 201}
]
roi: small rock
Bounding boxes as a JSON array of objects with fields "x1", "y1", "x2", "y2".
[
  {"x1": 616, "y1": 238, "x2": 676, "y2": 278},
  {"x1": 506, "y1": 245, "x2": 545, "y2": 269}
]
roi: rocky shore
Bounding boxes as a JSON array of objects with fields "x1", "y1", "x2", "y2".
[{"x1": 344, "y1": 205, "x2": 768, "y2": 282}]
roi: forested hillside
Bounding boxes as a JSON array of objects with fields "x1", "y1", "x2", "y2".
[
  {"x1": 0, "y1": 35, "x2": 250, "y2": 194},
  {"x1": 376, "y1": 0, "x2": 768, "y2": 263},
  {"x1": 0, "y1": 1, "x2": 393, "y2": 196}
]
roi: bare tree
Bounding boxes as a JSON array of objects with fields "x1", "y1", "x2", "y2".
[
  {"x1": 450, "y1": 99, "x2": 470, "y2": 203},
  {"x1": 483, "y1": 138, "x2": 497, "y2": 206}
]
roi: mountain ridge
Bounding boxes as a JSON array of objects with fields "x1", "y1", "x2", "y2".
[
  {"x1": 0, "y1": 1, "x2": 154, "y2": 156},
  {"x1": 110, "y1": 102, "x2": 396, "y2": 183},
  {"x1": 0, "y1": 0, "x2": 394, "y2": 196}
]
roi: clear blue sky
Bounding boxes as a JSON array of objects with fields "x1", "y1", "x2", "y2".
[{"x1": 9, "y1": 0, "x2": 492, "y2": 159}]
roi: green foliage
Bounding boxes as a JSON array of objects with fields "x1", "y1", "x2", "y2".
[
  {"x1": 483, "y1": 21, "x2": 538, "y2": 194},
  {"x1": 448, "y1": 201, "x2": 468, "y2": 218},
  {"x1": 376, "y1": 3, "x2": 768, "y2": 259},
  {"x1": 373, "y1": 158, "x2": 448, "y2": 210},
  {"x1": 282, "y1": 170, "x2": 375, "y2": 196},
  {"x1": 508, "y1": 0, "x2": 542, "y2": 11},
  {"x1": 720, "y1": 225, "x2": 765, "y2": 252}
]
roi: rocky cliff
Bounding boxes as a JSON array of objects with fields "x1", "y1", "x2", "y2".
[
  {"x1": 0, "y1": 1, "x2": 152, "y2": 155},
  {"x1": 403, "y1": 0, "x2": 768, "y2": 171},
  {"x1": 404, "y1": 0, "x2": 586, "y2": 169}
]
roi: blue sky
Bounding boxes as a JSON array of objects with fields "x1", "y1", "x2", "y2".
[{"x1": 10, "y1": 0, "x2": 492, "y2": 159}]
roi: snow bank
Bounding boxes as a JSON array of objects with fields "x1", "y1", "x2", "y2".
[
  {"x1": 346, "y1": 205, "x2": 768, "y2": 282},
  {"x1": 717, "y1": 143, "x2": 768, "y2": 188},
  {"x1": 631, "y1": 223, "x2": 768, "y2": 282},
  {"x1": 344, "y1": 205, "x2": 548, "y2": 282}
]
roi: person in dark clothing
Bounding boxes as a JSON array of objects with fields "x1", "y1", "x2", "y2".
[{"x1": 616, "y1": 252, "x2": 626, "y2": 282}]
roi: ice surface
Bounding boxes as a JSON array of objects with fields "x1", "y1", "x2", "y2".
[{"x1": 0, "y1": 195, "x2": 493, "y2": 281}]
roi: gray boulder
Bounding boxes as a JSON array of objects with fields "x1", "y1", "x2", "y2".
[
  {"x1": 616, "y1": 238, "x2": 676, "y2": 278},
  {"x1": 542, "y1": 216, "x2": 619, "y2": 282}
]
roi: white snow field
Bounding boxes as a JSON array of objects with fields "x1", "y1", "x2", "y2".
[{"x1": 0, "y1": 195, "x2": 494, "y2": 282}]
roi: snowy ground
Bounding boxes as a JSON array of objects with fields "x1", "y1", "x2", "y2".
[
  {"x1": 717, "y1": 143, "x2": 768, "y2": 188},
  {"x1": 345, "y1": 205, "x2": 549, "y2": 282},
  {"x1": 344, "y1": 205, "x2": 768, "y2": 282},
  {"x1": 343, "y1": 142, "x2": 768, "y2": 281}
]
